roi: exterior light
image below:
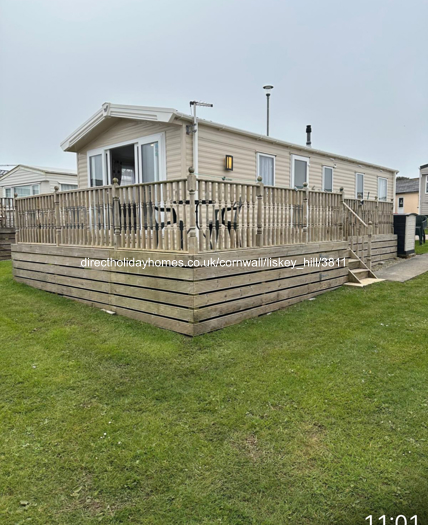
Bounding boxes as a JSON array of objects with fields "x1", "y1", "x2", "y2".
[{"x1": 225, "y1": 155, "x2": 233, "y2": 171}]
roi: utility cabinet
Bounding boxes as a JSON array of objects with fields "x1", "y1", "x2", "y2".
[{"x1": 394, "y1": 214, "x2": 416, "y2": 257}]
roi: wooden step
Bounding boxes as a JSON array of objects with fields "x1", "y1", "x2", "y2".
[
  {"x1": 352, "y1": 268, "x2": 370, "y2": 280},
  {"x1": 347, "y1": 258, "x2": 361, "y2": 270},
  {"x1": 344, "y1": 277, "x2": 385, "y2": 287}
]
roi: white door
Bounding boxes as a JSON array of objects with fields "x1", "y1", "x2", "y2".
[{"x1": 398, "y1": 197, "x2": 404, "y2": 214}]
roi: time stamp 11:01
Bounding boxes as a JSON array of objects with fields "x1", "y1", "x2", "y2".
[{"x1": 366, "y1": 517, "x2": 418, "y2": 525}]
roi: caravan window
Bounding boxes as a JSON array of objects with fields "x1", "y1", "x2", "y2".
[
  {"x1": 257, "y1": 153, "x2": 275, "y2": 185},
  {"x1": 291, "y1": 155, "x2": 309, "y2": 189},
  {"x1": 356, "y1": 173, "x2": 364, "y2": 199},
  {"x1": 378, "y1": 177, "x2": 387, "y2": 201},
  {"x1": 323, "y1": 167, "x2": 333, "y2": 192},
  {"x1": 88, "y1": 133, "x2": 165, "y2": 187},
  {"x1": 5, "y1": 184, "x2": 40, "y2": 197}
]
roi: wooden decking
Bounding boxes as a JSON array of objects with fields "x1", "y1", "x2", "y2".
[
  {"x1": 12, "y1": 241, "x2": 350, "y2": 336},
  {"x1": 10, "y1": 175, "x2": 397, "y2": 334}
]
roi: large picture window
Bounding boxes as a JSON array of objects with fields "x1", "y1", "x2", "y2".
[
  {"x1": 257, "y1": 153, "x2": 275, "y2": 186},
  {"x1": 87, "y1": 133, "x2": 166, "y2": 188}
]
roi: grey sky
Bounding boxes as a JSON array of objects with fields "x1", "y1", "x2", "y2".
[{"x1": 1, "y1": 0, "x2": 427, "y2": 177}]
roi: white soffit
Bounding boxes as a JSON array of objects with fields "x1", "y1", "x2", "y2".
[{"x1": 61, "y1": 103, "x2": 178, "y2": 152}]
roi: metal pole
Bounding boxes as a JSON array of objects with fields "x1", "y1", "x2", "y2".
[
  {"x1": 266, "y1": 93, "x2": 270, "y2": 136},
  {"x1": 193, "y1": 103, "x2": 198, "y2": 175}
]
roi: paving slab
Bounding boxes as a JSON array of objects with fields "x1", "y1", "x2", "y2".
[{"x1": 376, "y1": 253, "x2": 428, "y2": 282}]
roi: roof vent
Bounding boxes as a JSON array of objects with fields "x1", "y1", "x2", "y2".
[{"x1": 306, "y1": 125, "x2": 312, "y2": 147}]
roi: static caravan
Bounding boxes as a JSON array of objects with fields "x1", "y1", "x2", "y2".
[
  {"x1": 11, "y1": 104, "x2": 398, "y2": 335},
  {"x1": 0, "y1": 165, "x2": 77, "y2": 198},
  {"x1": 61, "y1": 103, "x2": 396, "y2": 204},
  {"x1": 419, "y1": 163, "x2": 428, "y2": 215}
]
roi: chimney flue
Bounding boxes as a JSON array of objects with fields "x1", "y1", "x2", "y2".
[{"x1": 306, "y1": 125, "x2": 312, "y2": 147}]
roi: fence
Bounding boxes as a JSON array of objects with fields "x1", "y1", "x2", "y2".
[
  {"x1": 344, "y1": 198, "x2": 393, "y2": 235},
  {"x1": 14, "y1": 173, "x2": 394, "y2": 254},
  {"x1": 0, "y1": 198, "x2": 15, "y2": 229}
]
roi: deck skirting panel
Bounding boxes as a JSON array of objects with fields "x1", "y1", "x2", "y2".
[
  {"x1": 13, "y1": 241, "x2": 349, "y2": 335},
  {"x1": 0, "y1": 229, "x2": 15, "y2": 260}
]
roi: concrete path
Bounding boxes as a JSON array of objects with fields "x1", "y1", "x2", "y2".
[{"x1": 376, "y1": 253, "x2": 428, "y2": 282}]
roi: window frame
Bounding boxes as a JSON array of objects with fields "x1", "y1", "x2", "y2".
[
  {"x1": 355, "y1": 172, "x2": 364, "y2": 199},
  {"x1": 256, "y1": 152, "x2": 276, "y2": 186},
  {"x1": 60, "y1": 184, "x2": 78, "y2": 192},
  {"x1": 291, "y1": 154, "x2": 310, "y2": 189},
  {"x1": 378, "y1": 176, "x2": 388, "y2": 202},
  {"x1": 322, "y1": 166, "x2": 334, "y2": 192},
  {"x1": 5, "y1": 184, "x2": 40, "y2": 197},
  {"x1": 87, "y1": 132, "x2": 166, "y2": 187},
  {"x1": 425, "y1": 175, "x2": 428, "y2": 194}
]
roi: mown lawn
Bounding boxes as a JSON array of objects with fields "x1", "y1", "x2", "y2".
[
  {"x1": 415, "y1": 230, "x2": 428, "y2": 255},
  {"x1": 0, "y1": 261, "x2": 427, "y2": 524}
]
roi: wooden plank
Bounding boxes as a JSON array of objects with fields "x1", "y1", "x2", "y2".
[
  {"x1": 193, "y1": 248, "x2": 348, "y2": 282},
  {"x1": 12, "y1": 259, "x2": 194, "y2": 294},
  {"x1": 12, "y1": 242, "x2": 193, "y2": 264},
  {"x1": 194, "y1": 275, "x2": 347, "y2": 322},
  {"x1": 14, "y1": 272, "x2": 193, "y2": 322},
  {"x1": 12, "y1": 251, "x2": 195, "y2": 280},
  {"x1": 194, "y1": 253, "x2": 348, "y2": 294},
  {"x1": 194, "y1": 266, "x2": 347, "y2": 308},
  {"x1": 193, "y1": 284, "x2": 344, "y2": 335},
  {"x1": 14, "y1": 275, "x2": 193, "y2": 336}
]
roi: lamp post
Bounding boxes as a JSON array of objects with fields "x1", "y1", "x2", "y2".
[{"x1": 263, "y1": 85, "x2": 273, "y2": 136}]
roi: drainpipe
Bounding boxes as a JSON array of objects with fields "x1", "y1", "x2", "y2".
[
  {"x1": 192, "y1": 102, "x2": 198, "y2": 175},
  {"x1": 393, "y1": 171, "x2": 398, "y2": 213}
]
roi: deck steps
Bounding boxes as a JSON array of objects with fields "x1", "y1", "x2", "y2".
[{"x1": 345, "y1": 251, "x2": 384, "y2": 287}]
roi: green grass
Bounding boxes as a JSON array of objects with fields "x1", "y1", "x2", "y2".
[
  {"x1": 0, "y1": 261, "x2": 427, "y2": 524},
  {"x1": 415, "y1": 230, "x2": 428, "y2": 254}
]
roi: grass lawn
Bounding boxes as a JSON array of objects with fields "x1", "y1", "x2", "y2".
[
  {"x1": 415, "y1": 230, "x2": 428, "y2": 255},
  {"x1": 0, "y1": 261, "x2": 427, "y2": 524}
]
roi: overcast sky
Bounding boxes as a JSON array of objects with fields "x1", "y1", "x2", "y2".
[{"x1": 0, "y1": 0, "x2": 427, "y2": 177}]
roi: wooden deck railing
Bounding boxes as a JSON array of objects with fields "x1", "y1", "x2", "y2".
[
  {"x1": 344, "y1": 198, "x2": 393, "y2": 235},
  {"x1": 0, "y1": 198, "x2": 15, "y2": 229},
  {"x1": 14, "y1": 171, "x2": 394, "y2": 254}
]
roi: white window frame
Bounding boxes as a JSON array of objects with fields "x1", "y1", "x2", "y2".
[
  {"x1": 355, "y1": 172, "x2": 364, "y2": 199},
  {"x1": 425, "y1": 175, "x2": 428, "y2": 194},
  {"x1": 60, "y1": 184, "x2": 78, "y2": 192},
  {"x1": 322, "y1": 166, "x2": 334, "y2": 192},
  {"x1": 378, "y1": 177, "x2": 388, "y2": 201},
  {"x1": 87, "y1": 132, "x2": 166, "y2": 187},
  {"x1": 256, "y1": 153, "x2": 276, "y2": 186},
  {"x1": 87, "y1": 147, "x2": 107, "y2": 186},
  {"x1": 5, "y1": 184, "x2": 40, "y2": 197},
  {"x1": 291, "y1": 154, "x2": 310, "y2": 188}
]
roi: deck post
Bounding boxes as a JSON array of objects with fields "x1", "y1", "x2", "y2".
[
  {"x1": 14, "y1": 194, "x2": 19, "y2": 243},
  {"x1": 256, "y1": 176, "x2": 264, "y2": 247},
  {"x1": 367, "y1": 220, "x2": 373, "y2": 269},
  {"x1": 302, "y1": 182, "x2": 309, "y2": 243},
  {"x1": 187, "y1": 167, "x2": 198, "y2": 254},
  {"x1": 54, "y1": 186, "x2": 61, "y2": 246},
  {"x1": 339, "y1": 187, "x2": 344, "y2": 240},
  {"x1": 374, "y1": 196, "x2": 379, "y2": 234},
  {"x1": 112, "y1": 178, "x2": 120, "y2": 249}
]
